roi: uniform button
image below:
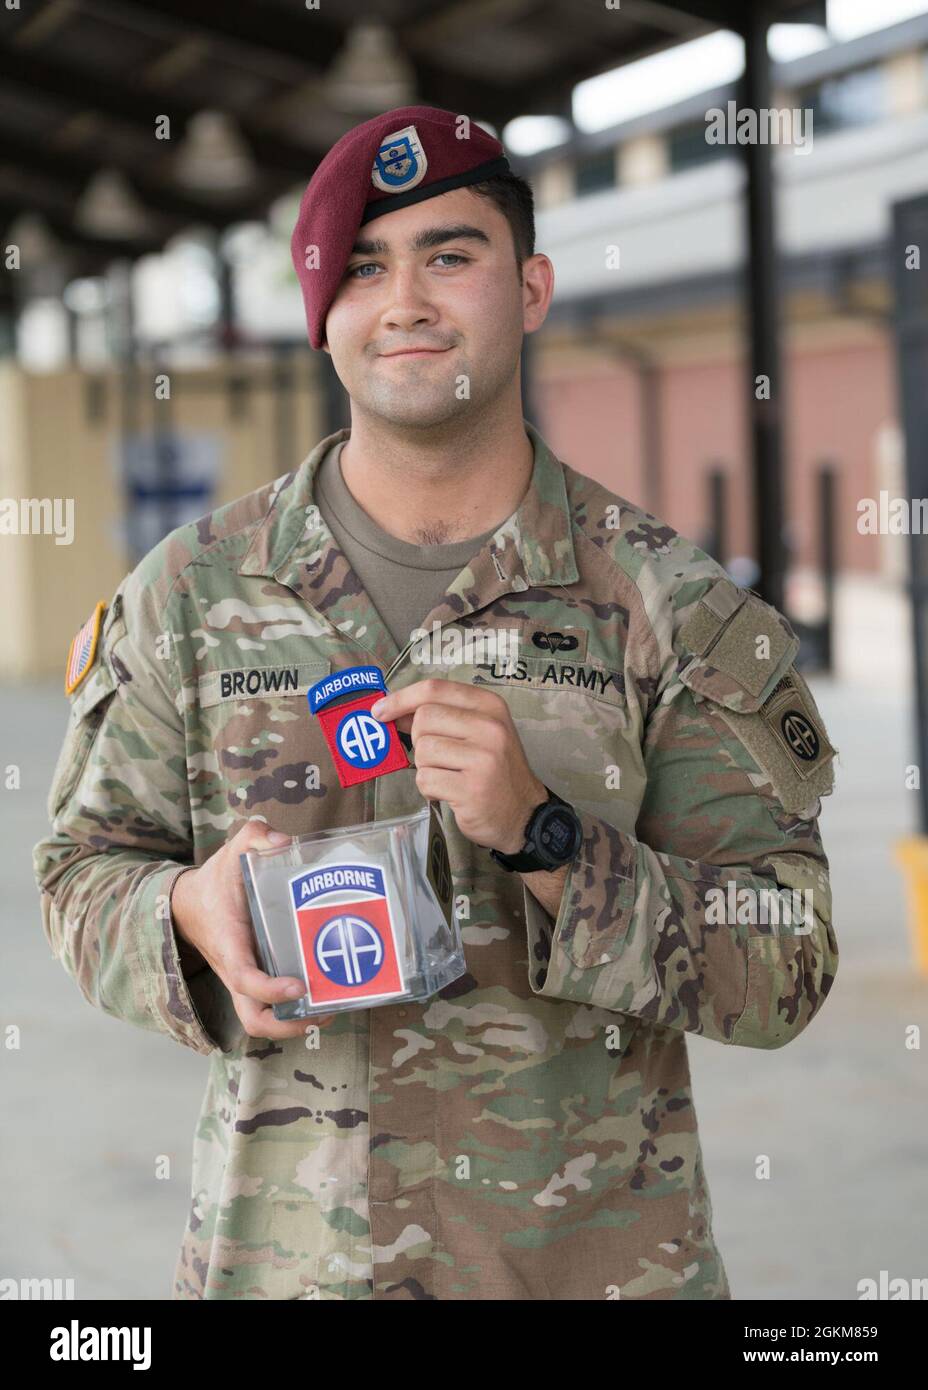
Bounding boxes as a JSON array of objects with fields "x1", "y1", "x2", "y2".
[{"x1": 397, "y1": 1008, "x2": 408, "y2": 1018}]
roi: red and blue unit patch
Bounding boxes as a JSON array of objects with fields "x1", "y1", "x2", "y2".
[
  {"x1": 65, "y1": 600, "x2": 107, "y2": 695},
  {"x1": 308, "y1": 665, "x2": 408, "y2": 788},
  {"x1": 289, "y1": 861, "x2": 405, "y2": 1006}
]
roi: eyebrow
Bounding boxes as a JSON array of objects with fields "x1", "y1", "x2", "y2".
[{"x1": 348, "y1": 223, "x2": 492, "y2": 257}]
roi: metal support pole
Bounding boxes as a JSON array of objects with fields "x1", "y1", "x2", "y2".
[
  {"x1": 272, "y1": 342, "x2": 296, "y2": 474},
  {"x1": 818, "y1": 463, "x2": 836, "y2": 674},
  {"x1": 707, "y1": 465, "x2": 727, "y2": 565},
  {"x1": 638, "y1": 359, "x2": 662, "y2": 517},
  {"x1": 216, "y1": 243, "x2": 236, "y2": 354},
  {"x1": 741, "y1": 6, "x2": 786, "y2": 614},
  {"x1": 892, "y1": 193, "x2": 928, "y2": 833}
]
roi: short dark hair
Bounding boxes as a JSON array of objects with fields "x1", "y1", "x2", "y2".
[{"x1": 468, "y1": 171, "x2": 535, "y2": 277}]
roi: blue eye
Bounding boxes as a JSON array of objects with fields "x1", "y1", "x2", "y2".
[{"x1": 346, "y1": 253, "x2": 470, "y2": 279}]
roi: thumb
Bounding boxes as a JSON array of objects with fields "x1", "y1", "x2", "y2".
[{"x1": 238, "y1": 819, "x2": 292, "y2": 852}]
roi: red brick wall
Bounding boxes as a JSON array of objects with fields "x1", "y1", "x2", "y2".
[{"x1": 536, "y1": 336, "x2": 895, "y2": 574}]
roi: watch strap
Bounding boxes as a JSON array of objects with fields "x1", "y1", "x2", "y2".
[
  {"x1": 490, "y1": 787, "x2": 573, "y2": 873},
  {"x1": 490, "y1": 844, "x2": 550, "y2": 872}
]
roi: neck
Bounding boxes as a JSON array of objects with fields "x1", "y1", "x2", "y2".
[{"x1": 336, "y1": 402, "x2": 535, "y2": 547}]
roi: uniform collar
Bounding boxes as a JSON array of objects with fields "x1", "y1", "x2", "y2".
[{"x1": 238, "y1": 420, "x2": 579, "y2": 655}]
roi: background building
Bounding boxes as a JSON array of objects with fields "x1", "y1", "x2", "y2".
[{"x1": 2, "y1": 0, "x2": 926, "y2": 1304}]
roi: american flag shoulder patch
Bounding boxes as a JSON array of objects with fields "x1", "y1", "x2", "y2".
[{"x1": 65, "y1": 600, "x2": 107, "y2": 696}]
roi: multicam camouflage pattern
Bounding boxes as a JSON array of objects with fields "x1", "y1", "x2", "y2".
[{"x1": 33, "y1": 420, "x2": 839, "y2": 1300}]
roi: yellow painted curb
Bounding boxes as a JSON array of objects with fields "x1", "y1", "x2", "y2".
[{"x1": 893, "y1": 836, "x2": 928, "y2": 974}]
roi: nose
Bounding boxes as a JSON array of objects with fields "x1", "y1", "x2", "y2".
[{"x1": 378, "y1": 263, "x2": 440, "y2": 336}]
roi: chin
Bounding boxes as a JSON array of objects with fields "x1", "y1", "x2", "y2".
[{"x1": 367, "y1": 392, "x2": 471, "y2": 430}]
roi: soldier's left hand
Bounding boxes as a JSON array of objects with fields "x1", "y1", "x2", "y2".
[{"x1": 370, "y1": 678, "x2": 546, "y2": 855}]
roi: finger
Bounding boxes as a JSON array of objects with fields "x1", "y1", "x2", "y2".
[
  {"x1": 236, "y1": 995, "x2": 336, "y2": 1039},
  {"x1": 235, "y1": 995, "x2": 311, "y2": 1040},
  {"x1": 250, "y1": 832, "x2": 292, "y2": 852},
  {"x1": 415, "y1": 765, "x2": 463, "y2": 802},
  {"x1": 220, "y1": 899, "x2": 305, "y2": 1001},
  {"x1": 372, "y1": 677, "x2": 496, "y2": 722},
  {"x1": 226, "y1": 959, "x2": 307, "y2": 1004},
  {"x1": 412, "y1": 705, "x2": 501, "y2": 744},
  {"x1": 237, "y1": 818, "x2": 292, "y2": 851},
  {"x1": 412, "y1": 732, "x2": 472, "y2": 771}
]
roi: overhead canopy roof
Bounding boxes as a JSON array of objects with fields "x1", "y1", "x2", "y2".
[{"x1": 0, "y1": 0, "x2": 825, "y2": 276}]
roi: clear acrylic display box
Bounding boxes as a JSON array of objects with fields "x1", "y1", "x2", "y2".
[{"x1": 240, "y1": 802, "x2": 465, "y2": 1020}]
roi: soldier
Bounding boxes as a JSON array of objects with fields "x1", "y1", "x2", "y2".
[{"x1": 34, "y1": 104, "x2": 838, "y2": 1301}]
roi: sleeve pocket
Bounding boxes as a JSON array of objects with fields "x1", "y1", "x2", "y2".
[
  {"x1": 47, "y1": 661, "x2": 117, "y2": 819},
  {"x1": 558, "y1": 867, "x2": 639, "y2": 970},
  {"x1": 677, "y1": 592, "x2": 837, "y2": 816}
]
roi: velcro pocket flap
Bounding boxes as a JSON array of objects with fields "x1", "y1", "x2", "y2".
[
  {"x1": 678, "y1": 579, "x2": 799, "y2": 712},
  {"x1": 677, "y1": 580, "x2": 836, "y2": 813}
]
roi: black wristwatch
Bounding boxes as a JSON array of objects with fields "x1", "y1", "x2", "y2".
[{"x1": 490, "y1": 786, "x2": 583, "y2": 873}]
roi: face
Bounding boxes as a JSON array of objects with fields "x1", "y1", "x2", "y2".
[{"x1": 323, "y1": 185, "x2": 553, "y2": 430}]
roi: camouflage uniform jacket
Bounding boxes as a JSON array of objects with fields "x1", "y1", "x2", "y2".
[{"x1": 33, "y1": 420, "x2": 838, "y2": 1300}]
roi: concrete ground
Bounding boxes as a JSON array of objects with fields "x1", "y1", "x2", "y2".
[
  {"x1": 689, "y1": 671, "x2": 928, "y2": 1301},
  {"x1": 2, "y1": 650, "x2": 926, "y2": 1300}
]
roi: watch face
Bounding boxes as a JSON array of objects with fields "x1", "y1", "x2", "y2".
[{"x1": 538, "y1": 807, "x2": 578, "y2": 861}]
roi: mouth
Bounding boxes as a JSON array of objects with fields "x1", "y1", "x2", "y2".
[{"x1": 380, "y1": 347, "x2": 452, "y2": 358}]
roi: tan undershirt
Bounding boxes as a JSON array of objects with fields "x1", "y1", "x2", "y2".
[{"x1": 314, "y1": 439, "x2": 503, "y2": 654}]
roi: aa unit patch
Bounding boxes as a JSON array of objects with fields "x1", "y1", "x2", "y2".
[
  {"x1": 371, "y1": 124, "x2": 427, "y2": 192},
  {"x1": 760, "y1": 671, "x2": 832, "y2": 770},
  {"x1": 65, "y1": 600, "x2": 106, "y2": 695},
  {"x1": 308, "y1": 665, "x2": 409, "y2": 789},
  {"x1": 289, "y1": 861, "x2": 405, "y2": 1005}
]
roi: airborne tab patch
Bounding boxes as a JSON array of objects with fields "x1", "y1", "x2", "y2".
[{"x1": 65, "y1": 600, "x2": 106, "y2": 695}]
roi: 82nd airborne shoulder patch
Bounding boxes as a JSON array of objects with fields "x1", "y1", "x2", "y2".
[{"x1": 65, "y1": 600, "x2": 107, "y2": 696}]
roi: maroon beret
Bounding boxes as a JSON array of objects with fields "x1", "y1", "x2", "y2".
[{"x1": 290, "y1": 105, "x2": 510, "y2": 350}]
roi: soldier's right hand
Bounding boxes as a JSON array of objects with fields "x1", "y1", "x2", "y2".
[{"x1": 170, "y1": 819, "x2": 335, "y2": 1039}]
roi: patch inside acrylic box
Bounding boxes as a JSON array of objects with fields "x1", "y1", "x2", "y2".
[
  {"x1": 240, "y1": 802, "x2": 464, "y2": 1020},
  {"x1": 288, "y1": 859, "x2": 406, "y2": 1005}
]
